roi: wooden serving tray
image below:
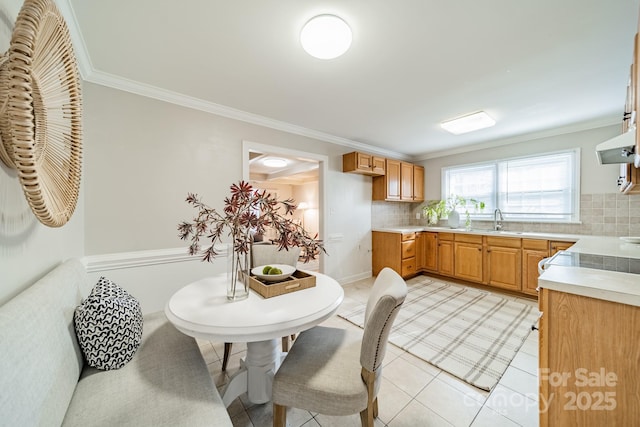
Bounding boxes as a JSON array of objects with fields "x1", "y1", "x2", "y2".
[{"x1": 249, "y1": 270, "x2": 316, "y2": 298}]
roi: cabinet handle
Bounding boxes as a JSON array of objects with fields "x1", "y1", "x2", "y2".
[{"x1": 479, "y1": 248, "x2": 483, "y2": 251}]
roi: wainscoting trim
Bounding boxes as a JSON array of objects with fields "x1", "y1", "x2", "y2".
[{"x1": 82, "y1": 246, "x2": 229, "y2": 273}]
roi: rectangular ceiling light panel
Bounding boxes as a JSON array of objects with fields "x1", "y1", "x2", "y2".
[{"x1": 441, "y1": 111, "x2": 496, "y2": 135}]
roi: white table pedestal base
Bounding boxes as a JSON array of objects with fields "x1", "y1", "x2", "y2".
[{"x1": 221, "y1": 339, "x2": 282, "y2": 407}]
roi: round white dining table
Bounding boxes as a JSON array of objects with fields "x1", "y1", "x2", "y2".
[{"x1": 165, "y1": 271, "x2": 344, "y2": 407}]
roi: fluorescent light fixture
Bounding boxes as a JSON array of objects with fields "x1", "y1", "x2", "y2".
[
  {"x1": 441, "y1": 111, "x2": 496, "y2": 135},
  {"x1": 300, "y1": 15, "x2": 352, "y2": 59},
  {"x1": 263, "y1": 158, "x2": 288, "y2": 168}
]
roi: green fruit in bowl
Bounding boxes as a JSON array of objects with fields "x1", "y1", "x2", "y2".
[
  {"x1": 269, "y1": 267, "x2": 282, "y2": 275},
  {"x1": 262, "y1": 265, "x2": 272, "y2": 274}
]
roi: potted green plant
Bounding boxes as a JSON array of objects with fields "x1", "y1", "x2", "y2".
[{"x1": 422, "y1": 195, "x2": 485, "y2": 229}]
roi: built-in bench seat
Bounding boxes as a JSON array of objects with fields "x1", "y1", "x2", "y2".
[{"x1": 0, "y1": 258, "x2": 232, "y2": 426}]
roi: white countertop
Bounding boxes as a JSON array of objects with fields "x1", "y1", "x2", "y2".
[
  {"x1": 540, "y1": 235, "x2": 640, "y2": 307},
  {"x1": 373, "y1": 226, "x2": 581, "y2": 241}
]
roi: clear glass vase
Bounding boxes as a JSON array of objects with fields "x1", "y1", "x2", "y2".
[{"x1": 227, "y1": 244, "x2": 250, "y2": 301}]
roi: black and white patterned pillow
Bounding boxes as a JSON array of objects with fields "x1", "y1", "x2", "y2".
[{"x1": 74, "y1": 277, "x2": 143, "y2": 370}]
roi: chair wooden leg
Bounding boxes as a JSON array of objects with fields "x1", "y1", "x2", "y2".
[
  {"x1": 360, "y1": 368, "x2": 377, "y2": 427},
  {"x1": 373, "y1": 397, "x2": 379, "y2": 418},
  {"x1": 281, "y1": 336, "x2": 289, "y2": 352},
  {"x1": 222, "y1": 342, "x2": 232, "y2": 371},
  {"x1": 273, "y1": 403, "x2": 287, "y2": 427}
]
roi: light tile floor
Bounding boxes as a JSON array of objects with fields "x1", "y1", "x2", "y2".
[{"x1": 197, "y1": 275, "x2": 540, "y2": 427}]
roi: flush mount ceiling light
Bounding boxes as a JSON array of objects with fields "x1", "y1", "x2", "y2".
[
  {"x1": 263, "y1": 158, "x2": 288, "y2": 168},
  {"x1": 441, "y1": 111, "x2": 496, "y2": 135},
  {"x1": 300, "y1": 14, "x2": 352, "y2": 59}
]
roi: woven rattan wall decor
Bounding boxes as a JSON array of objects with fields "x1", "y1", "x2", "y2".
[{"x1": 0, "y1": 0, "x2": 82, "y2": 227}]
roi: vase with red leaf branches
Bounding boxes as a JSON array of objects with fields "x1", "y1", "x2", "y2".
[{"x1": 178, "y1": 181, "x2": 326, "y2": 300}]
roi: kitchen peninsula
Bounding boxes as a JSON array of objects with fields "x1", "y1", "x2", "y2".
[{"x1": 537, "y1": 235, "x2": 640, "y2": 426}]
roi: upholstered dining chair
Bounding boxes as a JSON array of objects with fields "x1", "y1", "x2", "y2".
[
  {"x1": 271, "y1": 267, "x2": 407, "y2": 427},
  {"x1": 221, "y1": 244, "x2": 301, "y2": 371}
]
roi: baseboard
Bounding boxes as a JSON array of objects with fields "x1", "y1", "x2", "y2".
[{"x1": 339, "y1": 270, "x2": 372, "y2": 285}]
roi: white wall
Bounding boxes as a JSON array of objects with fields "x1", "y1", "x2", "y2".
[
  {"x1": 82, "y1": 82, "x2": 372, "y2": 285},
  {"x1": 420, "y1": 125, "x2": 622, "y2": 199},
  {"x1": 0, "y1": 0, "x2": 85, "y2": 306}
]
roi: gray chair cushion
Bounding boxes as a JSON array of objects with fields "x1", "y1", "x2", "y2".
[
  {"x1": 272, "y1": 326, "x2": 368, "y2": 415},
  {"x1": 63, "y1": 312, "x2": 231, "y2": 426}
]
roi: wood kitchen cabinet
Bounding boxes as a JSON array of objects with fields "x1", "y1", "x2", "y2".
[
  {"x1": 413, "y1": 165, "x2": 425, "y2": 202},
  {"x1": 454, "y1": 233, "x2": 483, "y2": 283},
  {"x1": 400, "y1": 162, "x2": 414, "y2": 201},
  {"x1": 420, "y1": 231, "x2": 438, "y2": 272},
  {"x1": 484, "y1": 236, "x2": 522, "y2": 291},
  {"x1": 372, "y1": 160, "x2": 424, "y2": 202},
  {"x1": 521, "y1": 239, "x2": 549, "y2": 296},
  {"x1": 550, "y1": 241, "x2": 573, "y2": 255},
  {"x1": 373, "y1": 159, "x2": 401, "y2": 201},
  {"x1": 539, "y1": 288, "x2": 640, "y2": 425},
  {"x1": 342, "y1": 152, "x2": 386, "y2": 176},
  {"x1": 372, "y1": 231, "x2": 416, "y2": 278},
  {"x1": 437, "y1": 233, "x2": 455, "y2": 277}
]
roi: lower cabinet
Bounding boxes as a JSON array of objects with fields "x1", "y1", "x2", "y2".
[
  {"x1": 437, "y1": 233, "x2": 455, "y2": 277},
  {"x1": 522, "y1": 239, "x2": 550, "y2": 296},
  {"x1": 485, "y1": 236, "x2": 521, "y2": 291},
  {"x1": 372, "y1": 231, "x2": 575, "y2": 297},
  {"x1": 454, "y1": 234, "x2": 483, "y2": 283},
  {"x1": 372, "y1": 231, "x2": 416, "y2": 278},
  {"x1": 539, "y1": 288, "x2": 640, "y2": 425}
]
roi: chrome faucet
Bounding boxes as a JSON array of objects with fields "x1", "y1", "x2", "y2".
[{"x1": 493, "y1": 208, "x2": 504, "y2": 231}]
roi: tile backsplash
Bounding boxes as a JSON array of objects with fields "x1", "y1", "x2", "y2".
[{"x1": 372, "y1": 193, "x2": 640, "y2": 237}]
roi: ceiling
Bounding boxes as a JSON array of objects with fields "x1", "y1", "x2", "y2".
[
  {"x1": 249, "y1": 151, "x2": 318, "y2": 185},
  {"x1": 63, "y1": 0, "x2": 640, "y2": 159}
]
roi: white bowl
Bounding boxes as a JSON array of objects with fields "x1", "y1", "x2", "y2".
[{"x1": 251, "y1": 264, "x2": 296, "y2": 282}]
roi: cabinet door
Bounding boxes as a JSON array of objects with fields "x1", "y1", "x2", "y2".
[
  {"x1": 454, "y1": 242, "x2": 483, "y2": 282},
  {"x1": 356, "y1": 152, "x2": 372, "y2": 171},
  {"x1": 400, "y1": 162, "x2": 414, "y2": 201},
  {"x1": 372, "y1": 156, "x2": 386, "y2": 175},
  {"x1": 423, "y1": 232, "x2": 438, "y2": 272},
  {"x1": 438, "y1": 239, "x2": 454, "y2": 276},
  {"x1": 415, "y1": 233, "x2": 424, "y2": 270},
  {"x1": 486, "y1": 246, "x2": 521, "y2": 291},
  {"x1": 413, "y1": 165, "x2": 424, "y2": 202},
  {"x1": 522, "y1": 249, "x2": 547, "y2": 296},
  {"x1": 386, "y1": 159, "x2": 401, "y2": 200},
  {"x1": 550, "y1": 241, "x2": 573, "y2": 254},
  {"x1": 372, "y1": 232, "x2": 401, "y2": 276}
]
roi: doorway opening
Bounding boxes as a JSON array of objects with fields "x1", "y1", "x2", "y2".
[{"x1": 242, "y1": 141, "x2": 328, "y2": 273}]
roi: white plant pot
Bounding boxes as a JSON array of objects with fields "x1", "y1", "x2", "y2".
[{"x1": 447, "y1": 210, "x2": 460, "y2": 228}]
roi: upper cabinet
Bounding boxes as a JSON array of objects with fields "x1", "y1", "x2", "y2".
[
  {"x1": 373, "y1": 160, "x2": 424, "y2": 202},
  {"x1": 343, "y1": 151, "x2": 424, "y2": 202},
  {"x1": 342, "y1": 152, "x2": 386, "y2": 176},
  {"x1": 620, "y1": 33, "x2": 640, "y2": 194}
]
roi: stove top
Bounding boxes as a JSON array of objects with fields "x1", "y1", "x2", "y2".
[{"x1": 547, "y1": 251, "x2": 640, "y2": 274}]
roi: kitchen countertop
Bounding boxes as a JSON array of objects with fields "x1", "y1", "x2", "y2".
[
  {"x1": 373, "y1": 226, "x2": 640, "y2": 307},
  {"x1": 539, "y1": 235, "x2": 640, "y2": 307},
  {"x1": 372, "y1": 226, "x2": 581, "y2": 241}
]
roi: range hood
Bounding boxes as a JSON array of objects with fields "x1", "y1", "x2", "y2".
[{"x1": 595, "y1": 129, "x2": 636, "y2": 164}]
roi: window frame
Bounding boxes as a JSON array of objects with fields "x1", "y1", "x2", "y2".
[{"x1": 441, "y1": 148, "x2": 581, "y2": 224}]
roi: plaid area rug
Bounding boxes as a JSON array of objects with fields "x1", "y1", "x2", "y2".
[{"x1": 339, "y1": 277, "x2": 540, "y2": 391}]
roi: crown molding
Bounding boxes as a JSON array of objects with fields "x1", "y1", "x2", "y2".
[{"x1": 85, "y1": 69, "x2": 409, "y2": 160}]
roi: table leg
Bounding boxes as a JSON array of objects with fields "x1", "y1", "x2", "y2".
[{"x1": 221, "y1": 339, "x2": 280, "y2": 407}]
